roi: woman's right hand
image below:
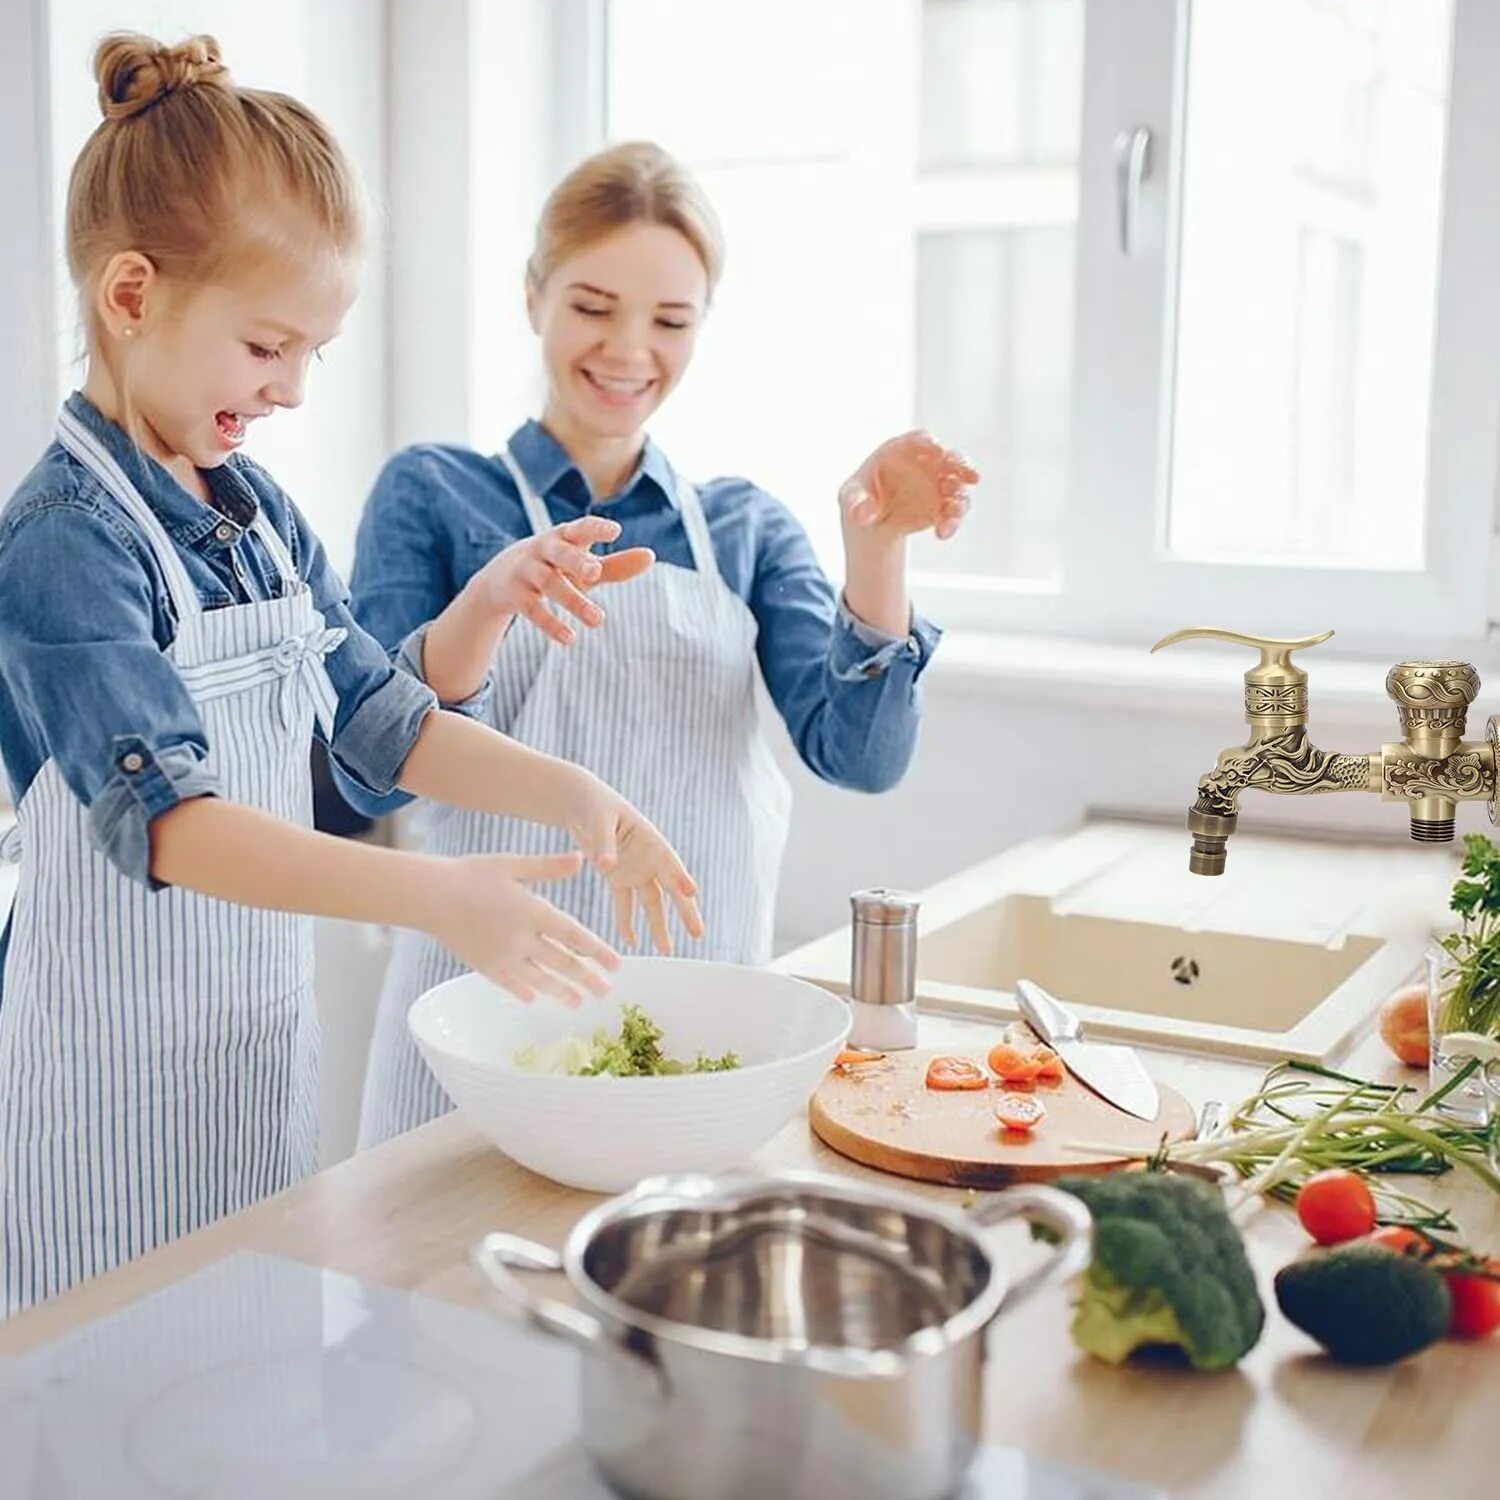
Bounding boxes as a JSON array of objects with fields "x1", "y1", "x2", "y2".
[
  {"x1": 473, "y1": 517, "x2": 655, "y2": 644},
  {"x1": 423, "y1": 850, "x2": 621, "y2": 1004}
]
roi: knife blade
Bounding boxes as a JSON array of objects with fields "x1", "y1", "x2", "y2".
[{"x1": 1013, "y1": 978, "x2": 1160, "y2": 1122}]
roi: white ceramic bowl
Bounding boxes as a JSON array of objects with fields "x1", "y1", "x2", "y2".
[{"x1": 407, "y1": 957, "x2": 852, "y2": 1192}]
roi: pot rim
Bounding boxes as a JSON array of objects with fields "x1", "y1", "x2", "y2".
[{"x1": 557, "y1": 1167, "x2": 1012, "y2": 1377}]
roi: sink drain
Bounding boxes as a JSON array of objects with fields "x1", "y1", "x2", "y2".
[{"x1": 1170, "y1": 956, "x2": 1200, "y2": 986}]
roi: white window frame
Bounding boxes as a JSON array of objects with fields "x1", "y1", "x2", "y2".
[
  {"x1": 581, "y1": 0, "x2": 1500, "y2": 659},
  {"x1": 1060, "y1": 0, "x2": 1500, "y2": 656}
]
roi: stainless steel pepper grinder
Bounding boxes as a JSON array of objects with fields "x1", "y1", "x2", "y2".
[{"x1": 847, "y1": 888, "x2": 920, "y2": 1050}]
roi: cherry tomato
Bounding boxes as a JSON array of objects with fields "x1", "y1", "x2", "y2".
[
  {"x1": 993, "y1": 1093, "x2": 1047, "y2": 1132},
  {"x1": 1295, "y1": 1169, "x2": 1377, "y2": 1245},
  {"x1": 1445, "y1": 1269, "x2": 1500, "y2": 1339},
  {"x1": 1366, "y1": 1225, "x2": 1430, "y2": 1258},
  {"x1": 986, "y1": 1043, "x2": 1043, "y2": 1082},
  {"x1": 925, "y1": 1056, "x2": 990, "y2": 1091}
]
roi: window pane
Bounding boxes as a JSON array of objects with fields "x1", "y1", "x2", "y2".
[
  {"x1": 1167, "y1": 0, "x2": 1454, "y2": 567},
  {"x1": 921, "y1": 0, "x2": 1084, "y2": 168},
  {"x1": 913, "y1": 228, "x2": 1073, "y2": 580}
]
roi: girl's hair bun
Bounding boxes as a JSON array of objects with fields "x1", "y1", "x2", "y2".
[{"x1": 94, "y1": 32, "x2": 229, "y2": 122}]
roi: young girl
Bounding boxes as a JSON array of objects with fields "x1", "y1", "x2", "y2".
[
  {"x1": 347, "y1": 142, "x2": 977, "y2": 1146},
  {"x1": 0, "y1": 38, "x2": 698, "y2": 1315}
]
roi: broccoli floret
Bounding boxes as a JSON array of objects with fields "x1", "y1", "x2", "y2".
[{"x1": 1049, "y1": 1171, "x2": 1265, "y2": 1372}]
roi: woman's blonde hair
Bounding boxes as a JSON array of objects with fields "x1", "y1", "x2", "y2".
[
  {"x1": 528, "y1": 142, "x2": 724, "y2": 296},
  {"x1": 67, "y1": 32, "x2": 362, "y2": 330}
]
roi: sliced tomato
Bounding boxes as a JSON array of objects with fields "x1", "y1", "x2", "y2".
[
  {"x1": 993, "y1": 1092, "x2": 1047, "y2": 1132},
  {"x1": 925, "y1": 1056, "x2": 990, "y2": 1091},
  {"x1": 986, "y1": 1042, "x2": 1043, "y2": 1082},
  {"x1": 1031, "y1": 1045, "x2": 1066, "y2": 1082},
  {"x1": 833, "y1": 1048, "x2": 887, "y2": 1070}
]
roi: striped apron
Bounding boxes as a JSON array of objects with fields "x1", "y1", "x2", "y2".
[
  {"x1": 0, "y1": 406, "x2": 344, "y2": 1314},
  {"x1": 357, "y1": 445, "x2": 792, "y2": 1147}
]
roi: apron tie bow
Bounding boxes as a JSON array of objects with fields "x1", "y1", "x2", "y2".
[{"x1": 271, "y1": 625, "x2": 347, "y2": 734}]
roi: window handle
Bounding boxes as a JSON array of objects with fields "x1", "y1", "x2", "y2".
[{"x1": 1114, "y1": 125, "x2": 1154, "y2": 256}]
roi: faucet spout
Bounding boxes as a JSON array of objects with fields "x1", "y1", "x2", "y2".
[
  {"x1": 1184, "y1": 727, "x2": 1380, "y2": 875},
  {"x1": 1187, "y1": 807, "x2": 1235, "y2": 876}
]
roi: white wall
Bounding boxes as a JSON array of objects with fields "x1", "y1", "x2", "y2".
[
  {"x1": 0, "y1": 0, "x2": 57, "y2": 501},
  {"x1": 387, "y1": 0, "x2": 585, "y2": 451},
  {"x1": 40, "y1": 0, "x2": 388, "y2": 572}
]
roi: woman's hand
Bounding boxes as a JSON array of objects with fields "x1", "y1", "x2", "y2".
[
  {"x1": 473, "y1": 517, "x2": 655, "y2": 644},
  {"x1": 424, "y1": 851, "x2": 620, "y2": 1004},
  {"x1": 839, "y1": 431, "x2": 979, "y2": 543},
  {"x1": 565, "y1": 773, "x2": 704, "y2": 952}
]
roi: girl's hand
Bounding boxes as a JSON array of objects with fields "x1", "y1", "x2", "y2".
[
  {"x1": 839, "y1": 431, "x2": 979, "y2": 543},
  {"x1": 427, "y1": 850, "x2": 620, "y2": 1004},
  {"x1": 567, "y1": 775, "x2": 704, "y2": 953},
  {"x1": 473, "y1": 517, "x2": 655, "y2": 644}
]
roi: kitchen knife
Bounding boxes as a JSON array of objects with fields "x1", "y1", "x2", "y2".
[{"x1": 1014, "y1": 978, "x2": 1161, "y2": 1122}]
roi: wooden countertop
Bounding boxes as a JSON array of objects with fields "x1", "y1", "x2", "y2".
[{"x1": 1, "y1": 1020, "x2": 1494, "y2": 1499}]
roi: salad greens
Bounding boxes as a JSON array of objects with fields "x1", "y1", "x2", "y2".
[{"x1": 513, "y1": 1004, "x2": 740, "y2": 1078}]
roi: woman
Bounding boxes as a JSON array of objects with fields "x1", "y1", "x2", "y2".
[{"x1": 346, "y1": 142, "x2": 976, "y2": 1146}]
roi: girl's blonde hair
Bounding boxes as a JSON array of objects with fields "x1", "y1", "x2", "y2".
[
  {"x1": 67, "y1": 32, "x2": 362, "y2": 328},
  {"x1": 528, "y1": 142, "x2": 724, "y2": 296}
]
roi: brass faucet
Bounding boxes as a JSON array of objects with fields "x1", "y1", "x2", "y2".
[{"x1": 1151, "y1": 627, "x2": 1500, "y2": 875}]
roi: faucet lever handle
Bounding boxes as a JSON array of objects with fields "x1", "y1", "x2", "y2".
[{"x1": 1150, "y1": 627, "x2": 1334, "y2": 689}]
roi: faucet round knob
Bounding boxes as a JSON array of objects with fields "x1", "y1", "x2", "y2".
[{"x1": 1387, "y1": 660, "x2": 1479, "y2": 755}]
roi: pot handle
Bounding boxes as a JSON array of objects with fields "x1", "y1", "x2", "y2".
[
  {"x1": 968, "y1": 1184, "x2": 1093, "y2": 1314},
  {"x1": 472, "y1": 1232, "x2": 668, "y2": 1398}
]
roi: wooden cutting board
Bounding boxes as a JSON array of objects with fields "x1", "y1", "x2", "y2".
[{"x1": 809, "y1": 1047, "x2": 1196, "y2": 1189}]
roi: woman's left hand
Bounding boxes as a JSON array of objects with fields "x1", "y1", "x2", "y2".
[{"x1": 839, "y1": 431, "x2": 979, "y2": 542}]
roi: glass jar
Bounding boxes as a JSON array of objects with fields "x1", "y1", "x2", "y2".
[{"x1": 1425, "y1": 941, "x2": 1493, "y2": 1126}]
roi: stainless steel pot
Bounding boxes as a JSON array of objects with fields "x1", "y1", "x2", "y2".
[{"x1": 473, "y1": 1168, "x2": 1091, "y2": 1500}]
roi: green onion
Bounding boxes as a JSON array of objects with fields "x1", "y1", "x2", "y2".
[{"x1": 1158, "y1": 1059, "x2": 1500, "y2": 1231}]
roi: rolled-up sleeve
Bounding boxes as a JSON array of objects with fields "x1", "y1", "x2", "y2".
[
  {"x1": 750, "y1": 497, "x2": 940, "y2": 793},
  {"x1": 0, "y1": 502, "x2": 221, "y2": 888},
  {"x1": 395, "y1": 620, "x2": 494, "y2": 721},
  {"x1": 829, "y1": 599, "x2": 942, "y2": 683}
]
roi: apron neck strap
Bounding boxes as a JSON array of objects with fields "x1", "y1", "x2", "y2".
[
  {"x1": 496, "y1": 445, "x2": 553, "y2": 536},
  {"x1": 248, "y1": 507, "x2": 298, "y2": 584},
  {"x1": 674, "y1": 475, "x2": 716, "y2": 578},
  {"x1": 56, "y1": 405, "x2": 201, "y2": 622}
]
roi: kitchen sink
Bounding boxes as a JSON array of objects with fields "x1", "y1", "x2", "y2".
[
  {"x1": 917, "y1": 894, "x2": 1381, "y2": 1035},
  {"x1": 774, "y1": 819, "x2": 1457, "y2": 1063}
]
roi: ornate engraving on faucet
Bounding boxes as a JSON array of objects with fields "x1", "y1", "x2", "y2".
[
  {"x1": 1401, "y1": 708, "x2": 1470, "y2": 735},
  {"x1": 1192, "y1": 727, "x2": 1373, "y2": 817},
  {"x1": 1152, "y1": 629, "x2": 1497, "y2": 872},
  {"x1": 1386, "y1": 661, "x2": 1479, "y2": 741},
  {"x1": 1383, "y1": 751, "x2": 1489, "y2": 802},
  {"x1": 1385, "y1": 661, "x2": 1479, "y2": 709},
  {"x1": 1245, "y1": 684, "x2": 1307, "y2": 717}
]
